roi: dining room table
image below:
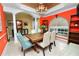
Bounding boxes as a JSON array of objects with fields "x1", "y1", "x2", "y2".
[
  {"x1": 26, "y1": 33, "x2": 44, "y2": 53},
  {"x1": 26, "y1": 33, "x2": 44, "y2": 43}
]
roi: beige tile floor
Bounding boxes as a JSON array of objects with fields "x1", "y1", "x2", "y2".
[{"x1": 1, "y1": 39, "x2": 79, "y2": 56}]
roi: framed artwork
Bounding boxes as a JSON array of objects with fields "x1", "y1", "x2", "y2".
[{"x1": 0, "y1": 15, "x2": 2, "y2": 32}]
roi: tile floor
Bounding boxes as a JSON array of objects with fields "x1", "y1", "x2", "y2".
[{"x1": 1, "y1": 39, "x2": 79, "y2": 56}]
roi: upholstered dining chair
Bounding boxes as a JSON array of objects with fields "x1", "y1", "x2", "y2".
[
  {"x1": 17, "y1": 33, "x2": 34, "y2": 56},
  {"x1": 37, "y1": 31, "x2": 51, "y2": 56},
  {"x1": 50, "y1": 31, "x2": 56, "y2": 49}
]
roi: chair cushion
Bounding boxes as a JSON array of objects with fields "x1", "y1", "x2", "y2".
[
  {"x1": 21, "y1": 39, "x2": 32, "y2": 49},
  {"x1": 17, "y1": 33, "x2": 32, "y2": 49},
  {"x1": 37, "y1": 42, "x2": 47, "y2": 48}
]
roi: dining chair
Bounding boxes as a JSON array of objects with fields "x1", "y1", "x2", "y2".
[
  {"x1": 50, "y1": 31, "x2": 56, "y2": 50},
  {"x1": 17, "y1": 33, "x2": 34, "y2": 56},
  {"x1": 37, "y1": 31, "x2": 51, "y2": 56}
]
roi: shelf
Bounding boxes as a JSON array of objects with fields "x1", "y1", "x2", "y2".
[
  {"x1": 70, "y1": 26, "x2": 79, "y2": 28},
  {"x1": 70, "y1": 31, "x2": 79, "y2": 33},
  {"x1": 71, "y1": 20, "x2": 79, "y2": 22},
  {"x1": 69, "y1": 9, "x2": 79, "y2": 44}
]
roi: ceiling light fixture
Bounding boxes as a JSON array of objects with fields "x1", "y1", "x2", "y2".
[{"x1": 36, "y1": 3, "x2": 47, "y2": 15}]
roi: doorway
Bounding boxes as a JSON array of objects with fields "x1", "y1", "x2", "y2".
[
  {"x1": 16, "y1": 12, "x2": 33, "y2": 34},
  {"x1": 49, "y1": 16, "x2": 69, "y2": 42},
  {"x1": 5, "y1": 12, "x2": 14, "y2": 41}
]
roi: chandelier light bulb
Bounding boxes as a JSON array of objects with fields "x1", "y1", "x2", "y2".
[{"x1": 36, "y1": 3, "x2": 48, "y2": 14}]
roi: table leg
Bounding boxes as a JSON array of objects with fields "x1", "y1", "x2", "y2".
[{"x1": 33, "y1": 45, "x2": 39, "y2": 53}]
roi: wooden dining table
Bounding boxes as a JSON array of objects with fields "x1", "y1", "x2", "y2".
[
  {"x1": 26, "y1": 33, "x2": 44, "y2": 43},
  {"x1": 26, "y1": 33, "x2": 44, "y2": 53}
]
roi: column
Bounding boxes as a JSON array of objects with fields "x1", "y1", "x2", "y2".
[
  {"x1": 35, "y1": 17, "x2": 38, "y2": 32},
  {"x1": 13, "y1": 13, "x2": 18, "y2": 43}
]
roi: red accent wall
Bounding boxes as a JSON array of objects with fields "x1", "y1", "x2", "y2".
[
  {"x1": 40, "y1": 8, "x2": 78, "y2": 32},
  {"x1": 0, "y1": 4, "x2": 7, "y2": 55},
  {"x1": 40, "y1": 15, "x2": 56, "y2": 26}
]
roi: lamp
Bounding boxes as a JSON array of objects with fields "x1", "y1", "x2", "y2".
[
  {"x1": 75, "y1": 24, "x2": 78, "y2": 26},
  {"x1": 36, "y1": 3, "x2": 47, "y2": 14}
]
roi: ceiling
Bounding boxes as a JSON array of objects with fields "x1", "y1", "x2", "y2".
[
  {"x1": 22, "y1": 3, "x2": 59, "y2": 10},
  {"x1": 2, "y1": 3, "x2": 77, "y2": 17}
]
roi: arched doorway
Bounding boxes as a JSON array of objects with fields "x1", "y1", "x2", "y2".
[
  {"x1": 49, "y1": 16, "x2": 69, "y2": 41},
  {"x1": 16, "y1": 12, "x2": 34, "y2": 34}
]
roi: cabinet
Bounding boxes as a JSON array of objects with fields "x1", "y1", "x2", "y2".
[{"x1": 68, "y1": 15, "x2": 79, "y2": 44}]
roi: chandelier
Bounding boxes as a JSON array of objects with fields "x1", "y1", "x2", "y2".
[{"x1": 36, "y1": 3, "x2": 47, "y2": 14}]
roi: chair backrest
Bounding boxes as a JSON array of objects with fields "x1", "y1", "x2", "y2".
[
  {"x1": 17, "y1": 33, "x2": 32, "y2": 49},
  {"x1": 42, "y1": 31, "x2": 51, "y2": 47},
  {"x1": 17, "y1": 32, "x2": 23, "y2": 42},
  {"x1": 50, "y1": 31, "x2": 56, "y2": 43}
]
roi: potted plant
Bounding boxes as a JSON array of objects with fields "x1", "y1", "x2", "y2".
[{"x1": 40, "y1": 25, "x2": 47, "y2": 33}]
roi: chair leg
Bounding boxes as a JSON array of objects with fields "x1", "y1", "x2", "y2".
[
  {"x1": 67, "y1": 40, "x2": 70, "y2": 45},
  {"x1": 54, "y1": 41, "x2": 56, "y2": 46},
  {"x1": 23, "y1": 50, "x2": 25, "y2": 56},
  {"x1": 33, "y1": 46, "x2": 39, "y2": 53},
  {"x1": 21, "y1": 47, "x2": 23, "y2": 52},
  {"x1": 50, "y1": 43, "x2": 53, "y2": 49},
  {"x1": 49, "y1": 45, "x2": 51, "y2": 52},
  {"x1": 43, "y1": 48, "x2": 45, "y2": 56}
]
